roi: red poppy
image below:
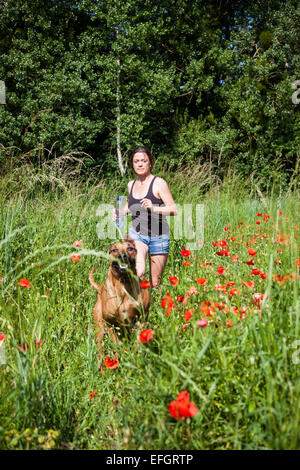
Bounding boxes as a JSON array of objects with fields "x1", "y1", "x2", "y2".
[
  {"x1": 296, "y1": 259, "x2": 300, "y2": 268},
  {"x1": 226, "y1": 320, "x2": 234, "y2": 328},
  {"x1": 216, "y1": 267, "x2": 225, "y2": 275},
  {"x1": 242, "y1": 280, "x2": 255, "y2": 289},
  {"x1": 183, "y1": 260, "x2": 191, "y2": 266},
  {"x1": 90, "y1": 390, "x2": 97, "y2": 399},
  {"x1": 71, "y1": 254, "x2": 81, "y2": 262},
  {"x1": 18, "y1": 343, "x2": 29, "y2": 352},
  {"x1": 247, "y1": 248, "x2": 256, "y2": 257},
  {"x1": 18, "y1": 278, "x2": 31, "y2": 288},
  {"x1": 216, "y1": 250, "x2": 230, "y2": 257},
  {"x1": 0, "y1": 333, "x2": 5, "y2": 341},
  {"x1": 184, "y1": 309, "x2": 194, "y2": 322},
  {"x1": 256, "y1": 213, "x2": 263, "y2": 217},
  {"x1": 139, "y1": 329, "x2": 154, "y2": 343},
  {"x1": 0, "y1": 276, "x2": 3, "y2": 283},
  {"x1": 212, "y1": 240, "x2": 228, "y2": 247},
  {"x1": 104, "y1": 354, "x2": 119, "y2": 369},
  {"x1": 169, "y1": 276, "x2": 179, "y2": 287},
  {"x1": 196, "y1": 277, "x2": 207, "y2": 285},
  {"x1": 161, "y1": 293, "x2": 174, "y2": 316},
  {"x1": 244, "y1": 259, "x2": 255, "y2": 265},
  {"x1": 140, "y1": 280, "x2": 151, "y2": 288},
  {"x1": 251, "y1": 268, "x2": 261, "y2": 276},
  {"x1": 231, "y1": 255, "x2": 239, "y2": 263},
  {"x1": 35, "y1": 339, "x2": 44, "y2": 347},
  {"x1": 73, "y1": 240, "x2": 82, "y2": 247},
  {"x1": 181, "y1": 249, "x2": 191, "y2": 258},
  {"x1": 168, "y1": 391, "x2": 199, "y2": 421}
]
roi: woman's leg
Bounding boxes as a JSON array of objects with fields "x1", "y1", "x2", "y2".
[
  {"x1": 134, "y1": 240, "x2": 149, "y2": 280},
  {"x1": 150, "y1": 254, "x2": 168, "y2": 288}
]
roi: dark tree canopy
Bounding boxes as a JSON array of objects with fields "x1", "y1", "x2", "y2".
[{"x1": 0, "y1": 0, "x2": 299, "y2": 182}]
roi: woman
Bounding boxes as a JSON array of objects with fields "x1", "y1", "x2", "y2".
[{"x1": 115, "y1": 146, "x2": 177, "y2": 288}]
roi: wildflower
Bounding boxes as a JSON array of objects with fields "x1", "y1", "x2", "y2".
[
  {"x1": 71, "y1": 254, "x2": 81, "y2": 262},
  {"x1": 183, "y1": 260, "x2": 191, "y2": 266},
  {"x1": 35, "y1": 339, "x2": 43, "y2": 347},
  {"x1": 0, "y1": 275, "x2": 3, "y2": 283},
  {"x1": 18, "y1": 343, "x2": 29, "y2": 352},
  {"x1": 213, "y1": 240, "x2": 228, "y2": 247},
  {"x1": 90, "y1": 390, "x2": 97, "y2": 399},
  {"x1": 73, "y1": 240, "x2": 82, "y2": 247},
  {"x1": 196, "y1": 277, "x2": 207, "y2": 285},
  {"x1": 243, "y1": 280, "x2": 255, "y2": 289},
  {"x1": 197, "y1": 319, "x2": 208, "y2": 327},
  {"x1": 256, "y1": 213, "x2": 263, "y2": 217},
  {"x1": 244, "y1": 259, "x2": 255, "y2": 265},
  {"x1": 0, "y1": 333, "x2": 5, "y2": 342},
  {"x1": 140, "y1": 280, "x2": 151, "y2": 288},
  {"x1": 161, "y1": 293, "x2": 174, "y2": 316},
  {"x1": 226, "y1": 320, "x2": 234, "y2": 328},
  {"x1": 296, "y1": 259, "x2": 300, "y2": 268},
  {"x1": 216, "y1": 267, "x2": 225, "y2": 275},
  {"x1": 187, "y1": 286, "x2": 199, "y2": 295},
  {"x1": 184, "y1": 309, "x2": 194, "y2": 322},
  {"x1": 139, "y1": 329, "x2": 154, "y2": 343},
  {"x1": 169, "y1": 276, "x2": 179, "y2": 287},
  {"x1": 168, "y1": 391, "x2": 199, "y2": 421},
  {"x1": 231, "y1": 255, "x2": 239, "y2": 263},
  {"x1": 18, "y1": 278, "x2": 31, "y2": 288},
  {"x1": 216, "y1": 250, "x2": 230, "y2": 257},
  {"x1": 247, "y1": 248, "x2": 256, "y2": 257},
  {"x1": 104, "y1": 354, "x2": 119, "y2": 369},
  {"x1": 181, "y1": 249, "x2": 191, "y2": 258},
  {"x1": 251, "y1": 268, "x2": 261, "y2": 276},
  {"x1": 176, "y1": 295, "x2": 185, "y2": 303}
]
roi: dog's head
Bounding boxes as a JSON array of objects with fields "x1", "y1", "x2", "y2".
[{"x1": 109, "y1": 236, "x2": 137, "y2": 276}]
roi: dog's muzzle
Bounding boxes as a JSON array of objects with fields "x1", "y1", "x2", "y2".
[{"x1": 112, "y1": 252, "x2": 136, "y2": 273}]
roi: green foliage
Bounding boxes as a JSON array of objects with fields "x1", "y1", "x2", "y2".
[
  {"x1": 0, "y1": 0, "x2": 299, "y2": 181},
  {"x1": 0, "y1": 167, "x2": 299, "y2": 449}
]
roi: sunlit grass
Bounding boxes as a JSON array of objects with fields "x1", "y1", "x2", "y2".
[{"x1": 0, "y1": 160, "x2": 299, "y2": 450}]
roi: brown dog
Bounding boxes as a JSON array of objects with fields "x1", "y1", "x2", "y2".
[{"x1": 89, "y1": 237, "x2": 150, "y2": 366}]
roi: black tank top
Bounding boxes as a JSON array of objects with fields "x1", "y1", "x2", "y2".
[{"x1": 128, "y1": 176, "x2": 170, "y2": 236}]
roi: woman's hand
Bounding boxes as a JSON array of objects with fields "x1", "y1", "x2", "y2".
[{"x1": 140, "y1": 198, "x2": 154, "y2": 211}]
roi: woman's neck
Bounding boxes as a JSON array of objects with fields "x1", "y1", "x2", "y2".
[{"x1": 137, "y1": 172, "x2": 152, "y2": 184}]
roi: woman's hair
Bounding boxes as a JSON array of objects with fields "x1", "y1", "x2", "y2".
[{"x1": 129, "y1": 146, "x2": 154, "y2": 168}]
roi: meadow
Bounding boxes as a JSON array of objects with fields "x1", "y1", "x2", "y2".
[{"x1": 0, "y1": 156, "x2": 299, "y2": 450}]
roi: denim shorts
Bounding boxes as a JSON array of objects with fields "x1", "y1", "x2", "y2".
[{"x1": 129, "y1": 227, "x2": 170, "y2": 255}]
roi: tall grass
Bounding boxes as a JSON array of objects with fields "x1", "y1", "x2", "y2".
[{"x1": 0, "y1": 154, "x2": 299, "y2": 449}]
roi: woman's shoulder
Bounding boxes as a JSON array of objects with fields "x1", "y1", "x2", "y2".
[
  {"x1": 128, "y1": 180, "x2": 135, "y2": 192},
  {"x1": 153, "y1": 176, "x2": 168, "y2": 188}
]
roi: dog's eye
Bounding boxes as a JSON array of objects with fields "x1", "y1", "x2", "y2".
[
  {"x1": 127, "y1": 246, "x2": 134, "y2": 252},
  {"x1": 111, "y1": 248, "x2": 119, "y2": 254}
]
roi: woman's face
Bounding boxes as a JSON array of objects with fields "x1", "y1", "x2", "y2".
[{"x1": 132, "y1": 152, "x2": 151, "y2": 176}]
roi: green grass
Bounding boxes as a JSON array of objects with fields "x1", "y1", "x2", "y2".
[{"x1": 0, "y1": 160, "x2": 299, "y2": 450}]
